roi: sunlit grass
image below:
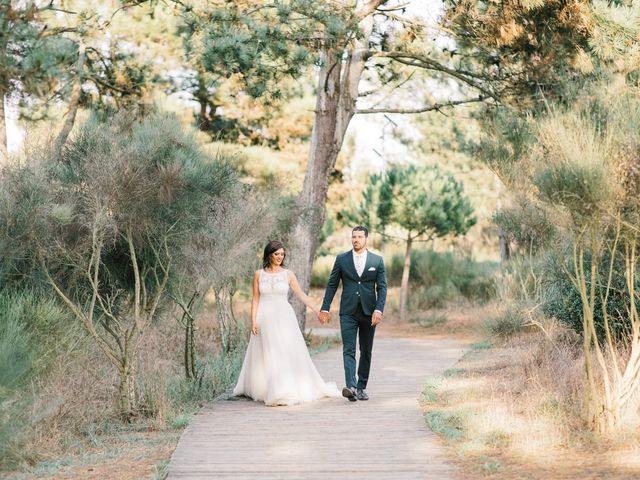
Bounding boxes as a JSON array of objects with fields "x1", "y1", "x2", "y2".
[{"x1": 420, "y1": 317, "x2": 640, "y2": 477}]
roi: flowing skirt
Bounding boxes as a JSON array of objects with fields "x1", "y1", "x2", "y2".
[{"x1": 233, "y1": 298, "x2": 339, "y2": 406}]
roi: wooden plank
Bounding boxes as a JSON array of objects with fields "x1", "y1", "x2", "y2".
[{"x1": 167, "y1": 337, "x2": 465, "y2": 480}]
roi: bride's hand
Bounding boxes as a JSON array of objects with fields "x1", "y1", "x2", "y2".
[{"x1": 251, "y1": 324, "x2": 259, "y2": 335}]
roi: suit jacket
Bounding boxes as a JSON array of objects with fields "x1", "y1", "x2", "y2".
[{"x1": 321, "y1": 250, "x2": 387, "y2": 316}]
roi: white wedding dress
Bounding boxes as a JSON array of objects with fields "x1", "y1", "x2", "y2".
[{"x1": 233, "y1": 269, "x2": 340, "y2": 406}]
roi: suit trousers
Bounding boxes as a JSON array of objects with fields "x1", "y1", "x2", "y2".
[{"x1": 339, "y1": 303, "x2": 376, "y2": 389}]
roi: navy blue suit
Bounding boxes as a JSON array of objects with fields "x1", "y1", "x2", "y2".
[{"x1": 321, "y1": 250, "x2": 387, "y2": 389}]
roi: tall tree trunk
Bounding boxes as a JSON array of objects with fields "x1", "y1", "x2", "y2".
[
  {"x1": 55, "y1": 42, "x2": 85, "y2": 155},
  {"x1": 0, "y1": 87, "x2": 7, "y2": 165},
  {"x1": 399, "y1": 234, "x2": 413, "y2": 323},
  {"x1": 288, "y1": 16, "x2": 374, "y2": 331}
]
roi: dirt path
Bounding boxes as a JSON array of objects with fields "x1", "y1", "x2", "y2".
[{"x1": 167, "y1": 336, "x2": 466, "y2": 479}]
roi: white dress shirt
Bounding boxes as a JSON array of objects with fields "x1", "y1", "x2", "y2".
[
  {"x1": 320, "y1": 249, "x2": 381, "y2": 317},
  {"x1": 353, "y1": 249, "x2": 367, "y2": 277}
]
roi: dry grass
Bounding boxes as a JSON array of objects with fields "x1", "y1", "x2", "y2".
[
  {"x1": 3, "y1": 294, "x2": 248, "y2": 477},
  {"x1": 421, "y1": 310, "x2": 640, "y2": 479},
  {"x1": 3, "y1": 292, "x2": 347, "y2": 479}
]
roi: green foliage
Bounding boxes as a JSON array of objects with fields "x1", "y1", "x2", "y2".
[
  {"x1": 539, "y1": 246, "x2": 640, "y2": 339},
  {"x1": 0, "y1": 289, "x2": 72, "y2": 468},
  {"x1": 387, "y1": 250, "x2": 498, "y2": 303},
  {"x1": 193, "y1": 1, "x2": 357, "y2": 101},
  {"x1": 481, "y1": 305, "x2": 526, "y2": 338},
  {"x1": 444, "y1": 0, "x2": 595, "y2": 105},
  {"x1": 424, "y1": 410, "x2": 466, "y2": 442},
  {"x1": 476, "y1": 107, "x2": 536, "y2": 184},
  {"x1": 487, "y1": 83, "x2": 640, "y2": 341},
  {"x1": 493, "y1": 197, "x2": 556, "y2": 254},
  {"x1": 0, "y1": 290, "x2": 72, "y2": 372},
  {"x1": 0, "y1": 2, "x2": 76, "y2": 98},
  {"x1": 0, "y1": 2, "x2": 151, "y2": 125},
  {"x1": 166, "y1": 340, "x2": 248, "y2": 408},
  {"x1": 0, "y1": 110, "x2": 246, "y2": 416},
  {"x1": 42, "y1": 110, "x2": 237, "y2": 301},
  {"x1": 0, "y1": 298, "x2": 34, "y2": 391},
  {"x1": 310, "y1": 255, "x2": 335, "y2": 288},
  {"x1": 382, "y1": 164, "x2": 476, "y2": 240},
  {"x1": 420, "y1": 377, "x2": 444, "y2": 404},
  {"x1": 338, "y1": 173, "x2": 392, "y2": 234},
  {"x1": 533, "y1": 160, "x2": 611, "y2": 220}
]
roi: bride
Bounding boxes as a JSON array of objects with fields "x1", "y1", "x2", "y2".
[{"x1": 233, "y1": 240, "x2": 340, "y2": 406}]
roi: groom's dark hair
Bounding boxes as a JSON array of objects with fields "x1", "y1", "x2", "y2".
[{"x1": 352, "y1": 226, "x2": 369, "y2": 237}]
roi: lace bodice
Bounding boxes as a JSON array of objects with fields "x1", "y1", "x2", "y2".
[{"x1": 259, "y1": 269, "x2": 289, "y2": 300}]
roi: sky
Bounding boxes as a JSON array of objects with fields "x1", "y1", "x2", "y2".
[
  {"x1": 346, "y1": 0, "x2": 450, "y2": 179},
  {"x1": 6, "y1": 98, "x2": 24, "y2": 153}
]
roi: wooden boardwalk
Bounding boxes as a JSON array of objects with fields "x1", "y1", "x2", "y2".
[{"x1": 168, "y1": 336, "x2": 465, "y2": 480}]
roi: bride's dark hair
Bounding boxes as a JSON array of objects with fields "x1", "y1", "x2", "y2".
[{"x1": 262, "y1": 240, "x2": 286, "y2": 269}]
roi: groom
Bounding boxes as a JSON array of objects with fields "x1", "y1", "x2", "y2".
[{"x1": 319, "y1": 226, "x2": 387, "y2": 402}]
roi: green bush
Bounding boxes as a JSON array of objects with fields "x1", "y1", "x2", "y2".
[
  {"x1": 388, "y1": 249, "x2": 498, "y2": 304},
  {"x1": 417, "y1": 283, "x2": 456, "y2": 309},
  {"x1": 539, "y1": 247, "x2": 638, "y2": 340},
  {"x1": 481, "y1": 305, "x2": 525, "y2": 338},
  {"x1": 0, "y1": 289, "x2": 71, "y2": 468},
  {"x1": 0, "y1": 313, "x2": 34, "y2": 468}
]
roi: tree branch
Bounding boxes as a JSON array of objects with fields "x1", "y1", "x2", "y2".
[
  {"x1": 356, "y1": 96, "x2": 485, "y2": 114},
  {"x1": 375, "y1": 2, "x2": 411, "y2": 13},
  {"x1": 126, "y1": 226, "x2": 142, "y2": 331},
  {"x1": 90, "y1": 76, "x2": 136, "y2": 95},
  {"x1": 374, "y1": 11, "x2": 417, "y2": 27},
  {"x1": 356, "y1": 0, "x2": 391, "y2": 19},
  {"x1": 373, "y1": 50, "x2": 500, "y2": 100},
  {"x1": 358, "y1": 70, "x2": 415, "y2": 100}
]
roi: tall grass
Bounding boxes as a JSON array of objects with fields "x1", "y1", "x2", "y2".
[
  {"x1": 0, "y1": 314, "x2": 35, "y2": 467},
  {"x1": 0, "y1": 289, "x2": 76, "y2": 468}
]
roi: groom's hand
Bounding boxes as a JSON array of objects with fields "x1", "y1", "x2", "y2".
[
  {"x1": 372, "y1": 310, "x2": 382, "y2": 326},
  {"x1": 319, "y1": 311, "x2": 330, "y2": 324}
]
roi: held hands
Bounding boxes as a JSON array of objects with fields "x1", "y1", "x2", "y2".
[
  {"x1": 318, "y1": 311, "x2": 330, "y2": 325},
  {"x1": 372, "y1": 311, "x2": 382, "y2": 327}
]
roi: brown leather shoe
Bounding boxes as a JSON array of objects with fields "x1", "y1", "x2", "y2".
[{"x1": 356, "y1": 388, "x2": 369, "y2": 401}]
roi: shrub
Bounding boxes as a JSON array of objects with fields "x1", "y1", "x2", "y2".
[
  {"x1": 481, "y1": 304, "x2": 526, "y2": 338},
  {"x1": 0, "y1": 289, "x2": 71, "y2": 468},
  {"x1": 388, "y1": 249, "x2": 497, "y2": 304},
  {"x1": 539, "y1": 246, "x2": 639, "y2": 340}
]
